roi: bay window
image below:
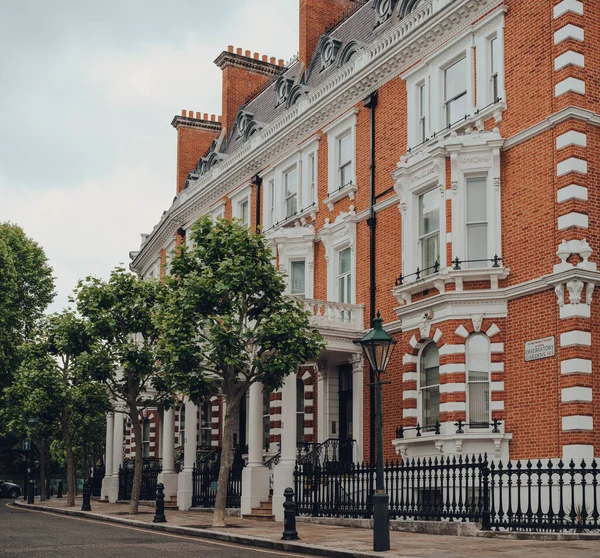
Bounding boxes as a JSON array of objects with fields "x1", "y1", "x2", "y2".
[
  {"x1": 467, "y1": 335, "x2": 491, "y2": 427},
  {"x1": 444, "y1": 57, "x2": 468, "y2": 126},
  {"x1": 418, "y1": 189, "x2": 440, "y2": 276},
  {"x1": 466, "y1": 177, "x2": 488, "y2": 267},
  {"x1": 419, "y1": 343, "x2": 440, "y2": 430}
]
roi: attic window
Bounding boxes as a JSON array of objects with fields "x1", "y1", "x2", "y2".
[
  {"x1": 398, "y1": 0, "x2": 426, "y2": 18},
  {"x1": 374, "y1": 0, "x2": 397, "y2": 26},
  {"x1": 275, "y1": 77, "x2": 294, "y2": 104}
]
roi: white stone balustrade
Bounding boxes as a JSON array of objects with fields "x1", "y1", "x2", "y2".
[{"x1": 301, "y1": 298, "x2": 364, "y2": 332}]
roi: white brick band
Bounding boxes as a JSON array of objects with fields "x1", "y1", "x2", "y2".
[
  {"x1": 561, "y1": 358, "x2": 592, "y2": 375},
  {"x1": 557, "y1": 184, "x2": 588, "y2": 203},
  {"x1": 562, "y1": 415, "x2": 593, "y2": 431},
  {"x1": 560, "y1": 330, "x2": 591, "y2": 347},
  {"x1": 561, "y1": 387, "x2": 593, "y2": 403}
]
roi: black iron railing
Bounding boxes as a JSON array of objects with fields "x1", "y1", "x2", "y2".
[
  {"x1": 191, "y1": 447, "x2": 244, "y2": 509},
  {"x1": 395, "y1": 261, "x2": 440, "y2": 286},
  {"x1": 297, "y1": 438, "x2": 356, "y2": 469},
  {"x1": 451, "y1": 255, "x2": 502, "y2": 270},
  {"x1": 396, "y1": 420, "x2": 502, "y2": 438},
  {"x1": 118, "y1": 458, "x2": 162, "y2": 501},
  {"x1": 90, "y1": 466, "x2": 105, "y2": 498},
  {"x1": 294, "y1": 453, "x2": 600, "y2": 532}
]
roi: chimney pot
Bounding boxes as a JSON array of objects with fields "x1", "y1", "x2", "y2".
[
  {"x1": 254, "y1": 52, "x2": 259, "y2": 59},
  {"x1": 278, "y1": 59, "x2": 284, "y2": 66},
  {"x1": 228, "y1": 45, "x2": 234, "y2": 53},
  {"x1": 195, "y1": 112, "x2": 201, "y2": 119},
  {"x1": 218, "y1": 115, "x2": 222, "y2": 122},
  {"x1": 236, "y1": 47, "x2": 243, "y2": 55},
  {"x1": 211, "y1": 114, "x2": 216, "y2": 121},
  {"x1": 182, "y1": 110, "x2": 187, "y2": 117},
  {"x1": 270, "y1": 57, "x2": 276, "y2": 64},
  {"x1": 262, "y1": 55, "x2": 268, "y2": 62},
  {"x1": 245, "y1": 50, "x2": 251, "y2": 57},
  {"x1": 203, "y1": 112, "x2": 209, "y2": 120}
]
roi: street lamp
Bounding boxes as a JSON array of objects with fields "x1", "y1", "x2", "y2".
[{"x1": 359, "y1": 311, "x2": 397, "y2": 552}]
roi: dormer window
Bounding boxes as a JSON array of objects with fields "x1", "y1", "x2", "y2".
[
  {"x1": 236, "y1": 110, "x2": 262, "y2": 142},
  {"x1": 320, "y1": 37, "x2": 341, "y2": 69},
  {"x1": 398, "y1": 0, "x2": 426, "y2": 18},
  {"x1": 374, "y1": 0, "x2": 397, "y2": 26},
  {"x1": 275, "y1": 76, "x2": 294, "y2": 105}
]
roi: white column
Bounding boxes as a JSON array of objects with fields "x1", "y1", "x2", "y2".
[
  {"x1": 101, "y1": 412, "x2": 114, "y2": 500},
  {"x1": 351, "y1": 354, "x2": 364, "y2": 463},
  {"x1": 158, "y1": 408, "x2": 178, "y2": 499},
  {"x1": 273, "y1": 374, "x2": 297, "y2": 521},
  {"x1": 108, "y1": 410, "x2": 124, "y2": 503},
  {"x1": 317, "y1": 363, "x2": 327, "y2": 443},
  {"x1": 177, "y1": 400, "x2": 198, "y2": 510},
  {"x1": 241, "y1": 382, "x2": 269, "y2": 515}
]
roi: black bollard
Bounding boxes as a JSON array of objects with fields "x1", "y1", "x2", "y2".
[
  {"x1": 282, "y1": 487, "x2": 299, "y2": 541},
  {"x1": 153, "y1": 483, "x2": 167, "y2": 523},
  {"x1": 57, "y1": 481, "x2": 63, "y2": 499},
  {"x1": 27, "y1": 480, "x2": 34, "y2": 504},
  {"x1": 81, "y1": 480, "x2": 92, "y2": 511}
]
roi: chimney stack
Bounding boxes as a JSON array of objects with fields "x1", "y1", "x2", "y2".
[
  {"x1": 299, "y1": 0, "x2": 357, "y2": 69},
  {"x1": 214, "y1": 47, "x2": 284, "y2": 136}
]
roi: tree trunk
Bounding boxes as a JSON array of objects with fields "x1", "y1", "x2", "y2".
[
  {"x1": 213, "y1": 396, "x2": 238, "y2": 528},
  {"x1": 61, "y1": 419, "x2": 77, "y2": 507},
  {"x1": 129, "y1": 405, "x2": 143, "y2": 515},
  {"x1": 39, "y1": 439, "x2": 47, "y2": 502}
]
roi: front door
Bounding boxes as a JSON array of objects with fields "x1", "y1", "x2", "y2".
[{"x1": 338, "y1": 364, "x2": 353, "y2": 464}]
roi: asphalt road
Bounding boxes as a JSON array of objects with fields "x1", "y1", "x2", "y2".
[{"x1": 0, "y1": 500, "x2": 312, "y2": 558}]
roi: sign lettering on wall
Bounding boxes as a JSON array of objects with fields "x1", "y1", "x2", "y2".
[{"x1": 524, "y1": 336, "x2": 555, "y2": 362}]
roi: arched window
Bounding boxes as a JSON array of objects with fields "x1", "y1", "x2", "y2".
[
  {"x1": 296, "y1": 379, "x2": 305, "y2": 442},
  {"x1": 142, "y1": 419, "x2": 151, "y2": 458},
  {"x1": 399, "y1": 0, "x2": 426, "y2": 18},
  {"x1": 419, "y1": 342, "x2": 440, "y2": 429},
  {"x1": 467, "y1": 335, "x2": 491, "y2": 428}
]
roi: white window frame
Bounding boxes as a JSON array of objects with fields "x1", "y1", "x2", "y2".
[
  {"x1": 211, "y1": 201, "x2": 226, "y2": 222},
  {"x1": 442, "y1": 54, "x2": 469, "y2": 127},
  {"x1": 466, "y1": 334, "x2": 491, "y2": 428},
  {"x1": 475, "y1": 18, "x2": 505, "y2": 109},
  {"x1": 417, "y1": 187, "x2": 442, "y2": 277},
  {"x1": 229, "y1": 184, "x2": 252, "y2": 227},
  {"x1": 323, "y1": 109, "x2": 358, "y2": 204},
  {"x1": 283, "y1": 164, "x2": 299, "y2": 219},
  {"x1": 336, "y1": 246, "x2": 353, "y2": 304},
  {"x1": 289, "y1": 259, "x2": 307, "y2": 297}
]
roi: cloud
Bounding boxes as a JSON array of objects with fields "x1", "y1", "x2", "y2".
[{"x1": 0, "y1": 164, "x2": 170, "y2": 312}]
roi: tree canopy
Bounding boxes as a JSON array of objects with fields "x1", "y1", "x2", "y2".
[{"x1": 0, "y1": 222, "x2": 55, "y2": 389}]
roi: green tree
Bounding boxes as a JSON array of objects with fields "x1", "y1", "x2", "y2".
[
  {"x1": 0, "y1": 222, "x2": 55, "y2": 390},
  {"x1": 157, "y1": 217, "x2": 324, "y2": 527},
  {"x1": 74, "y1": 267, "x2": 173, "y2": 515},
  {"x1": 3, "y1": 312, "x2": 108, "y2": 506}
]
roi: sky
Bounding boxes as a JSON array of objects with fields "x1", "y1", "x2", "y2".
[{"x1": 0, "y1": 0, "x2": 299, "y2": 312}]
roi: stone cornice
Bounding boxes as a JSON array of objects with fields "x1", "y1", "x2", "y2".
[
  {"x1": 170, "y1": 115, "x2": 222, "y2": 132},
  {"x1": 132, "y1": 0, "x2": 503, "y2": 275},
  {"x1": 214, "y1": 51, "x2": 283, "y2": 76}
]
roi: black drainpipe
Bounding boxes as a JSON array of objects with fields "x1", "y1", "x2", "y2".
[
  {"x1": 364, "y1": 90, "x2": 378, "y2": 467},
  {"x1": 252, "y1": 174, "x2": 262, "y2": 233}
]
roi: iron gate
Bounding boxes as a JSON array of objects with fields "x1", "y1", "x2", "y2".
[{"x1": 118, "y1": 458, "x2": 162, "y2": 501}]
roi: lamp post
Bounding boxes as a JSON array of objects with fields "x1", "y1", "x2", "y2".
[{"x1": 359, "y1": 311, "x2": 397, "y2": 552}]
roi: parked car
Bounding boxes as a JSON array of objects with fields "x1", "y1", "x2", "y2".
[{"x1": 0, "y1": 480, "x2": 21, "y2": 499}]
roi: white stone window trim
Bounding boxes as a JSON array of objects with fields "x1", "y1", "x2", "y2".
[
  {"x1": 475, "y1": 17, "x2": 506, "y2": 109},
  {"x1": 394, "y1": 149, "x2": 448, "y2": 298},
  {"x1": 267, "y1": 225, "x2": 316, "y2": 299},
  {"x1": 229, "y1": 183, "x2": 252, "y2": 227},
  {"x1": 320, "y1": 209, "x2": 357, "y2": 304},
  {"x1": 211, "y1": 200, "x2": 226, "y2": 221},
  {"x1": 465, "y1": 333, "x2": 492, "y2": 430},
  {"x1": 262, "y1": 138, "x2": 320, "y2": 230},
  {"x1": 323, "y1": 108, "x2": 359, "y2": 203},
  {"x1": 416, "y1": 341, "x2": 441, "y2": 432},
  {"x1": 446, "y1": 130, "x2": 505, "y2": 275}
]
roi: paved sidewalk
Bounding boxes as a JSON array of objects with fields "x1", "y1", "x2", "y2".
[{"x1": 16, "y1": 498, "x2": 600, "y2": 558}]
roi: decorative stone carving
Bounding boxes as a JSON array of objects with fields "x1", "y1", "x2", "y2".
[
  {"x1": 554, "y1": 239, "x2": 596, "y2": 273},
  {"x1": 472, "y1": 314, "x2": 484, "y2": 333},
  {"x1": 350, "y1": 353, "x2": 364, "y2": 371},
  {"x1": 567, "y1": 280, "x2": 584, "y2": 305},
  {"x1": 555, "y1": 284, "x2": 565, "y2": 307},
  {"x1": 586, "y1": 282, "x2": 595, "y2": 306},
  {"x1": 493, "y1": 177, "x2": 501, "y2": 191},
  {"x1": 419, "y1": 319, "x2": 431, "y2": 340},
  {"x1": 316, "y1": 361, "x2": 327, "y2": 381}
]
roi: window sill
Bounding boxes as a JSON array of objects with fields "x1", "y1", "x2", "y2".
[
  {"x1": 323, "y1": 182, "x2": 357, "y2": 211},
  {"x1": 448, "y1": 266, "x2": 510, "y2": 290},
  {"x1": 392, "y1": 430, "x2": 512, "y2": 460}
]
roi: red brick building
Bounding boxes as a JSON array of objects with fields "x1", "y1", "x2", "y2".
[{"x1": 102, "y1": 0, "x2": 599, "y2": 521}]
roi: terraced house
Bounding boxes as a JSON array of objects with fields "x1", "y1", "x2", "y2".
[{"x1": 102, "y1": 0, "x2": 600, "y2": 530}]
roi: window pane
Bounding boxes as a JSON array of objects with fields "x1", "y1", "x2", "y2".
[
  {"x1": 340, "y1": 162, "x2": 352, "y2": 187},
  {"x1": 339, "y1": 133, "x2": 352, "y2": 165},
  {"x1": 290, "y1": 261, "x2": 306, "y2": 295},
  {"x1": 491, "y1": 37, "x2": 499, "y2": 75},
  {"x1": 419, "y1": 189, "x2": 440, "y2": 236},
  {"x1": 420, "y1": 343, "x2": 440, "y2": 387},
  {"x1": 285, "y1": 167, "x2": 297, "y2": 196},
  {"x1": 447, "y1": 93, "x2": 468, "y2": 125},
  {"x1": 422, "y1": 387, "x2": 440, "y2": 429},
  {"x1": 467, "y1": 224, "x2": 487, "y2": 264},
  {"x1": 469, "y1": 382, "x2": 490, "y2": 425},
  {"x1": 467, "y1": 177, "x2": 487, "y2": 222},
  {"x1": 339, "y1": 247, "x2": 351, "y2": 274},
  {"x1": 468, "y1": 335, "x2": 490, "y2": 426},
  {"x1": 422, "y1": 234, "x2": 440, "y2": 273},
  {"x1": 240, "y1": 200, "x2": 249, "y2": 225},
  {"x1": 445, "y1": 57, "x2": 467, "y2": 100}
]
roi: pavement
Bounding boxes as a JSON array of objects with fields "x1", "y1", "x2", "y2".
[{"x1": 7, "y1": 497, "x2": 600, "y2": 558}]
